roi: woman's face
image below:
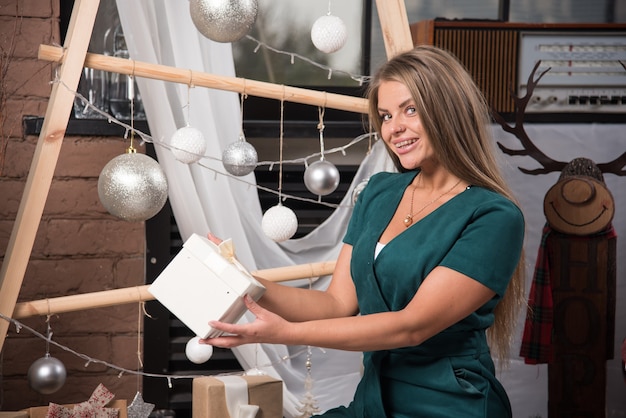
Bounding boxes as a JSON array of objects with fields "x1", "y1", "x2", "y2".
[{"x1": 377, "y1": 80, "x2": 437, "y2": 171}]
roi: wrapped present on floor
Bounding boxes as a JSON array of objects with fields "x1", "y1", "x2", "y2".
[
  {"x1": 27, "y1": 402, "x2": 127, "y2": 418},
  {"x1": 148, "y1": 234, "x2": 266, "y2": 339},
  {"x1": 26, "y1": 384, "x2": 128, "y2": 418},
  {"x1": 193, "y1": 375, "x2": 283, "y2": 418}
]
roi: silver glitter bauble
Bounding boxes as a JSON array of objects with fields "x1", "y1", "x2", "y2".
[
  {"x1": 222, "y1": 140, "x2": 258, "y2": 176},
  {"x1": 171, "y1": 126, "x2": 206, "y2": 164},
  {"x1": 262, "y1": 204, "x2": 298, "y2": 242},
  {"x1": 311, "y1": 15, "x2": 348, "y2": 54},
  {"x1": 27, "y1": 355, "x2": 66, "y2": 395},
  {"x1": 304, "y1": 160, "x2": 340, "y2": 196},
  {"x1": 190, "y1": 0, "x2": 258, "y2": 43},
  {"x1": 351, "y1": 178, "x2": 369, "y2": 205},
  {"x1": 98, "y1": 151, "x2": 169, "y2": 222}
]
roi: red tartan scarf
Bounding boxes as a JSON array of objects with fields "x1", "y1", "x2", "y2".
[{"x1": 519, "y1": 223, "x2": 617, "y2": 364}]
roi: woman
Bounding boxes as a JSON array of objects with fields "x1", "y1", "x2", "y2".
[{"x1": 203, "y1": 45, "x2": 526, "y2": 417}]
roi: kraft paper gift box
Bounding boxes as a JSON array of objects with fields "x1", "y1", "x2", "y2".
[
  {"x1": 148, "y1": 234, "x2": 266, "y2": 339},
  {"x1": 192, "y1": 375, "x2": 283, "y2": 418}
]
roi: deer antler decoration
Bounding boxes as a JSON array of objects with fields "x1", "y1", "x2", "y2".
[{"x1": 493, "y1": 60, "x2": 626, "y2": 176}]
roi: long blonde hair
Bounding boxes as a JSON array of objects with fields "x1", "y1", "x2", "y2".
[{"x1": 367, "y1": 45, "x2": 526, "y2": 362}]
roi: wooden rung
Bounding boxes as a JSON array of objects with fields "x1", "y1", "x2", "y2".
[
  {"x1": 38, "y1": 45, "x2": 369, "y2": 115},
  {"x1": 12, "y1": 260, "x2": 336, "y2": 319}
]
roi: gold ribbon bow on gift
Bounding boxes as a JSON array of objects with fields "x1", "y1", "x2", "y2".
[
  {"x1": 217, "y1": 238, "x2": 237, "y2": 262},
  {"x1": 215, "y1": 239, "x2": 253, "y2": 279}
]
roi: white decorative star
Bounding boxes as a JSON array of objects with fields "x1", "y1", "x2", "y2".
[{"x1": 127, "y1": 391, "x2": 155, "y2": 418}]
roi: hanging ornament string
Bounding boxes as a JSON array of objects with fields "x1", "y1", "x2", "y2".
[
  {"x1": 136, "y1": 301, "x2": 144, "y2": 390},
  {"x1": 170, "y1": 72, "x2": 207, "y2": 165},
  {"x1": 317, "y1": 101, "x2": 326, "y2": 162},
  {"x1": 404, "y1": 174, "x2": 462, "y2": 227},
  {"x1": 129, "y1": 60, "x2": 136, "y2": 152},
  {"x1": 128, "y1": 64, "x2": 136, "y2": 154},
  {"x1": 187, "y1": 70, "x2": 193, "y2": 124},
  {"x1": 222, "y1": 79, "x2": 258, "y2": 177},
  {"x1": 27, "y1": 307, "x2": 67, "y2": 395},
  {"x1": 261, "y1": 86, "x2": 298, "y2": 242},
  {"x1": 45, "y1": 310, "x2": 52, "y2": 357},
  {"x1": 240, "y1": 79, "x2": 248, "y2": 141},
  {"x1": 278, "y1": 87, "x2": 285, "y2": 202},
  {"x1": 304, "y1": 96, "x2": 340, "y2": 198},
  {"x1": 296, "y1": 277, "x2": 321, "y2": 418}
]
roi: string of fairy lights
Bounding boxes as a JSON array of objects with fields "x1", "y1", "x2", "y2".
[
  {"x1": 0, "y1": 311, "x2": 322, "y2": 388},
  {"x1": 68, "y1": 77, "x2": 375, "y2": 212},
  {"x1": 243, "y1": 34, "x2": 370, "y2": 84}
]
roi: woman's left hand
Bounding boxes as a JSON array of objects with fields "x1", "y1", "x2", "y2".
[{"x1": 200, "y1": 294, "x2": 293, "y2": 348}]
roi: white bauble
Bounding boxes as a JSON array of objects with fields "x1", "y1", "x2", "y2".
[
  {"x1": 185, "y1": 336, "x2": 214, "y2": 364},
  {"x1": 311, "y1": 15, "x2": 347, "y2": 54},
  {"x1": 262, "y1": 204, "x2": 298, "y2": 242},
  {"x1": 222, "y1": 140, "x2": 258, "y2": 176},
  {"x1": 304, "y1": 160, "x2": 340, "y2": 196},
  {"x1": 190, "y1": 0, "x2": 258, "y2": 43},
  {"x1": 170, "y1": 126, "x2": 206, "y2": 164},
  {"x1": 98, "y1": 151, "x2": 168, "y2": 222}
]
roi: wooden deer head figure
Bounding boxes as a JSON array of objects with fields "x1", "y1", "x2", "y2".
[{"x1": 492, "y1": 61, "x2": 626, "y2": 177}]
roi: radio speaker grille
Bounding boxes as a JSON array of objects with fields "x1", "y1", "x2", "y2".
[
  {"x1": 411, "y1": 21, "x2": 519, "y2": 114},
  {"x1": 434, "y1": 28, "x2": 518, "y2": 113}
]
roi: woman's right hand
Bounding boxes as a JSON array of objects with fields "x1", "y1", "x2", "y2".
[{"x1": 200, "y1": 295, "x2": 295, "y2": 348}]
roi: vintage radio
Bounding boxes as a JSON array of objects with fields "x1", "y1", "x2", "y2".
[{"x1": 410, "y1": 20, "x2": 626, "y2": 119}]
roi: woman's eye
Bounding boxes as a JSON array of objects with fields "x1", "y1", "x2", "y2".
[
  {"x1": 381, "y1": 113, "x2": 391, "y2": 121},
  {"x1": 406, "y1": 106, "x2": 416, "y2": 115}
]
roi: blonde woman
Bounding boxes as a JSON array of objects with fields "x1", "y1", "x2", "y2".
[{"x1": 204, "y1": 46, "x2": 526, "y2": 417}]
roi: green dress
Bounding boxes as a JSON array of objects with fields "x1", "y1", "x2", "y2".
[{"x1": 320, "y1": 171, "x2": 525, "y2": 418}]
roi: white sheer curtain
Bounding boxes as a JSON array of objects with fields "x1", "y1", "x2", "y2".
[
  {"x1": 114, "y1": 2, "x2": 396, "y2": 415},
  {"x1": 115, "y1": 2, "x2": 626, "y2": 416}
]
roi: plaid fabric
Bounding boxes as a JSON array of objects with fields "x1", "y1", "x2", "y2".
[
  {"x1": 519, "y1": 224, "x2": 617, "y2": 364},
  {"x1": 520, "y1": 224, "x2": 554, "y2": 364}
]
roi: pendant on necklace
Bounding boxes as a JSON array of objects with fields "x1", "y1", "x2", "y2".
[{"x1": 403, "y1": 214, "x2": 413, "y2": 227}]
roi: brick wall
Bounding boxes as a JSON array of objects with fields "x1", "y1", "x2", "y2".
[{"x1": 1, "y1": 0, "x2": 145, "y2": 410}]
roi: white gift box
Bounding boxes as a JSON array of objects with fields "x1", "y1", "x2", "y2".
[{"x1": 148, "y1": 233, "x2": 265, "y2": 339}]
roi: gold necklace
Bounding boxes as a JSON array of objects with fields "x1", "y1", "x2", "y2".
[{"x1": 403, "y1": 175, "x2": 462, "y2": 227}]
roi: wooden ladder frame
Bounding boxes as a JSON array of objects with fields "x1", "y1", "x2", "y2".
[{"x1": 0, "y1": 0, "x2": 414, "y2": 351}]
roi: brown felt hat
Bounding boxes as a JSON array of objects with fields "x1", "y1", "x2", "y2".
[{"x1": 543, "y1": 174, "x2": 615, "y2": 236}]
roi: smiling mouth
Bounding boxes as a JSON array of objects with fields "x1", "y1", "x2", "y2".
[
  {"x1": 548, "y1": 201, "x2": 608, "y2": 227},
  {"x1": 395, "y1": 138, "x2": 417, "y2": 148}
]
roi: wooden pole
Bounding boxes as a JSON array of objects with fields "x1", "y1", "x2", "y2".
[
  {"x1": 0, "y1": 0, "x2": 100, "y2": 352},
  {"x1": 38, "y1": 45, "x2": 369, "y2": 115},
  {"x1": 12, "y1": 261, "x2": 336, "y2": 319},
  {"x1": 375, "y1": 0, "x2": 415, "y2": 59}
]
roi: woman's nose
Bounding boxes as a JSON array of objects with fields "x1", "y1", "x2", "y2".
[{"x1": 390, "y1": 120, "x2": 405, "y2": 134}]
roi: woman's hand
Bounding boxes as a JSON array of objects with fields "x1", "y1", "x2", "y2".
[{"x1": 200, "y1": 295, "x2": 294, "y2": 348}]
